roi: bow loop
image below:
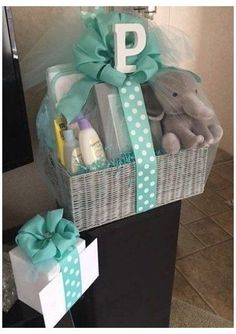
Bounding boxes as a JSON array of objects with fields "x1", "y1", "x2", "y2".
[
  {"x1": 46, "y1": 208, "x2": 63, "y2": 233},
  {"x1": 17, "y1": 214, "x2": 46, "y2": 239},
  {"x1": 16, "y1": 209, "x2": 79, "y2": 264},
  {"x1": 132, "y1": 56, "x2": 160, "y2": 83},
  {"x1": 99, "y1": 64, "x2": 127, "y2": 87}
]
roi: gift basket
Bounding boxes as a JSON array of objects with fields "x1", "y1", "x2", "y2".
[{"x1": 34, "y1": 9, "x2": 223, "y2": 231}]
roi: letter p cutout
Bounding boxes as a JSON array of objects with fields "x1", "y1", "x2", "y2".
[{"x1": 114, "y1": 23, "x2": 146, "y2": 74}]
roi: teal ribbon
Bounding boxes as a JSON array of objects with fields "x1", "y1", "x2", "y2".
[
  {"x1": 59, "y1": 244, "x2": 82, "y2": 310},
  {"x1": 118, "y1": 78, "x2": 157, "y2": 212},
  {"x1": 57, "y1": 9, "x2": 163, "y2": 123},
  {"x1": 16, "y1": 209, "x2": 82, "y2": 310}
]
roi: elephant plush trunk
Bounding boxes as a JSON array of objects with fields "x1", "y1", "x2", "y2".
[{"x1": 182, "y1": 93, "x2": 214, "y2": 120}]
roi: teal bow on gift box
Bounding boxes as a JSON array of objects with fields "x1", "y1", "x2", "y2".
[
  {"x1": 16, "y1": 209, "x2": 83, "y2": 312},
  {"x1": 16, "y1": 209, "x2": 79, "y2": 264},
  {"x1": 57, "y1": 9, "x2": 163, "y2": 123}
]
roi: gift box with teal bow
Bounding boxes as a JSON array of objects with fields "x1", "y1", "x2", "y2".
[
  {"x1": 9, "y1": 209, "x2": 99, "y2": 328},
  {"x1": 36, "y1": 9, "x2": 209, "y2": 231}
]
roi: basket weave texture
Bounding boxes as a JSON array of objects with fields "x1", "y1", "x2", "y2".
[{"x1": 42, "y1": 147, "x2": 208, "y2": 231}]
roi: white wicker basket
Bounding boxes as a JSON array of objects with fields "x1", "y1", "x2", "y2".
[{"x1": 40, "y1": 146, "x2": 208, "y2": 231}]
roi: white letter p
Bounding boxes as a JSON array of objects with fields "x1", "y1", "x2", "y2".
[{"x1": 114, "y1": 23, "x2": 146, "y2": 74}]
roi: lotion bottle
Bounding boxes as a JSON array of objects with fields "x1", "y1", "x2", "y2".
[
  {"x1": 53, "y1": 116, "x2": 67, "y2": 166},
  {"x1": 67, "y1": 121, "x2": 80, "y2": 140},
  {"x1": 77, "y1": 117, "x2": 106, "y2": 166},
  {"x1": 63, "y1": 129, "x2": 83, "y2": 174}
]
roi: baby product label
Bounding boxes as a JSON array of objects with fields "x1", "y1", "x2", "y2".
[
  {"x1": 91, "y1": 140, "x2": 106, "y2": 160},
  {"x1": 90, "y1": 139, "x2": 106, "y2": 161}
]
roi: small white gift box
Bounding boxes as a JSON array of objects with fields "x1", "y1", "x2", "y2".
[{"x1": 9, "y1": 238, "x2": 99, "y2": 327}]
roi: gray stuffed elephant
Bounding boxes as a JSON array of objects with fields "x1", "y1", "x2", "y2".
[{"x1": 150, "y1": 69, "x2": 223, "y2": 154}]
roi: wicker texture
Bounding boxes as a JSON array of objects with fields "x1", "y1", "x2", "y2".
[{"x1": 42, "y1": 147, "x2": 208, "y2": 231}]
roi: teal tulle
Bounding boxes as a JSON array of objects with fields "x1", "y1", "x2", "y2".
[
  {"x1": 20, "y1": 7, "x2": 196, "y2": 93},
  {"x1": 67, "y1": 149, "x2": 163, "y2": 176}
]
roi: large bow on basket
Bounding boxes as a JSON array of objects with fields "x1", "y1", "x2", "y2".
[
  {"x1": 16, "y1": 209, "x2": 79, "y2": 264},
  {"x1": 57, "y1": 9, "x2": 163, "y2": 123}
]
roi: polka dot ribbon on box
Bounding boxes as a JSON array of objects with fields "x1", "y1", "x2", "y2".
[
  {"x1": 60, "y1": 246, "x2": 82, "y2": 311},
  {"x1": 118, "y1": 77, "x2": 157, "y2": 212}
]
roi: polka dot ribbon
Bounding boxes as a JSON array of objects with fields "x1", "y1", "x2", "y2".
[
  {"x1": 118, "y1": 77, "x2": 157, "y2": 213},
  {"x1": 60, "y1": 246, "x2": 82, "y2": 311}
]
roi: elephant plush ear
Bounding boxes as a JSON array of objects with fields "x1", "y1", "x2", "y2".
[
  {"x1": 141, "y1": 83, "x2": 163, "y2": 118},
  {"x1": 181, "y1": 69, "x2": 201, "y2": 83},
  {"x1": 158, "y1": 65, "x2": 202, "y2": 83}
]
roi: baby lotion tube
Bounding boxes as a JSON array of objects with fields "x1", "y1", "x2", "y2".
[
  {"x1": 67, "y1": 121, "x2": 80, "y2": 140},
  {"x1": 77, "y1": 117, "x2": 106, "y2": 166},
  {"x1": 63, "y1": 129, "x2": 83, "y2": 174},
  {"x1": 53, "y1": 116, "x2": 67, "y2": 166}
]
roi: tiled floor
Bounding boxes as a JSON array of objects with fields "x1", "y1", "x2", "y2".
[{"x1": 173, "y1": 148, "x2": 233, "y2": 323}]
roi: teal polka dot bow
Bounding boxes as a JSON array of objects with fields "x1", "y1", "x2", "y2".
[{"x1": 57, "y1": 9, "x2": 163, "y2": 213}]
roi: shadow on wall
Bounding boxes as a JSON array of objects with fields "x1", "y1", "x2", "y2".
[
  {"x1": 3, "y1": 7, "x2": 80, "y2": 230},
  {"x1": 195, "y1": 7, "x2": 233, "y2": 155},
  {"x1": 11, "y1": 6, "x2": 83, "y2": 152},
  {"x1": 2, "y1": 80, "x2": 52, "y2": 230},
  {"x1": 4, "y1": 7, "x2": 85, "y2": 231},
  {"x1": 3, "y1": 7, "x2": 87, "y2": 230}
]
